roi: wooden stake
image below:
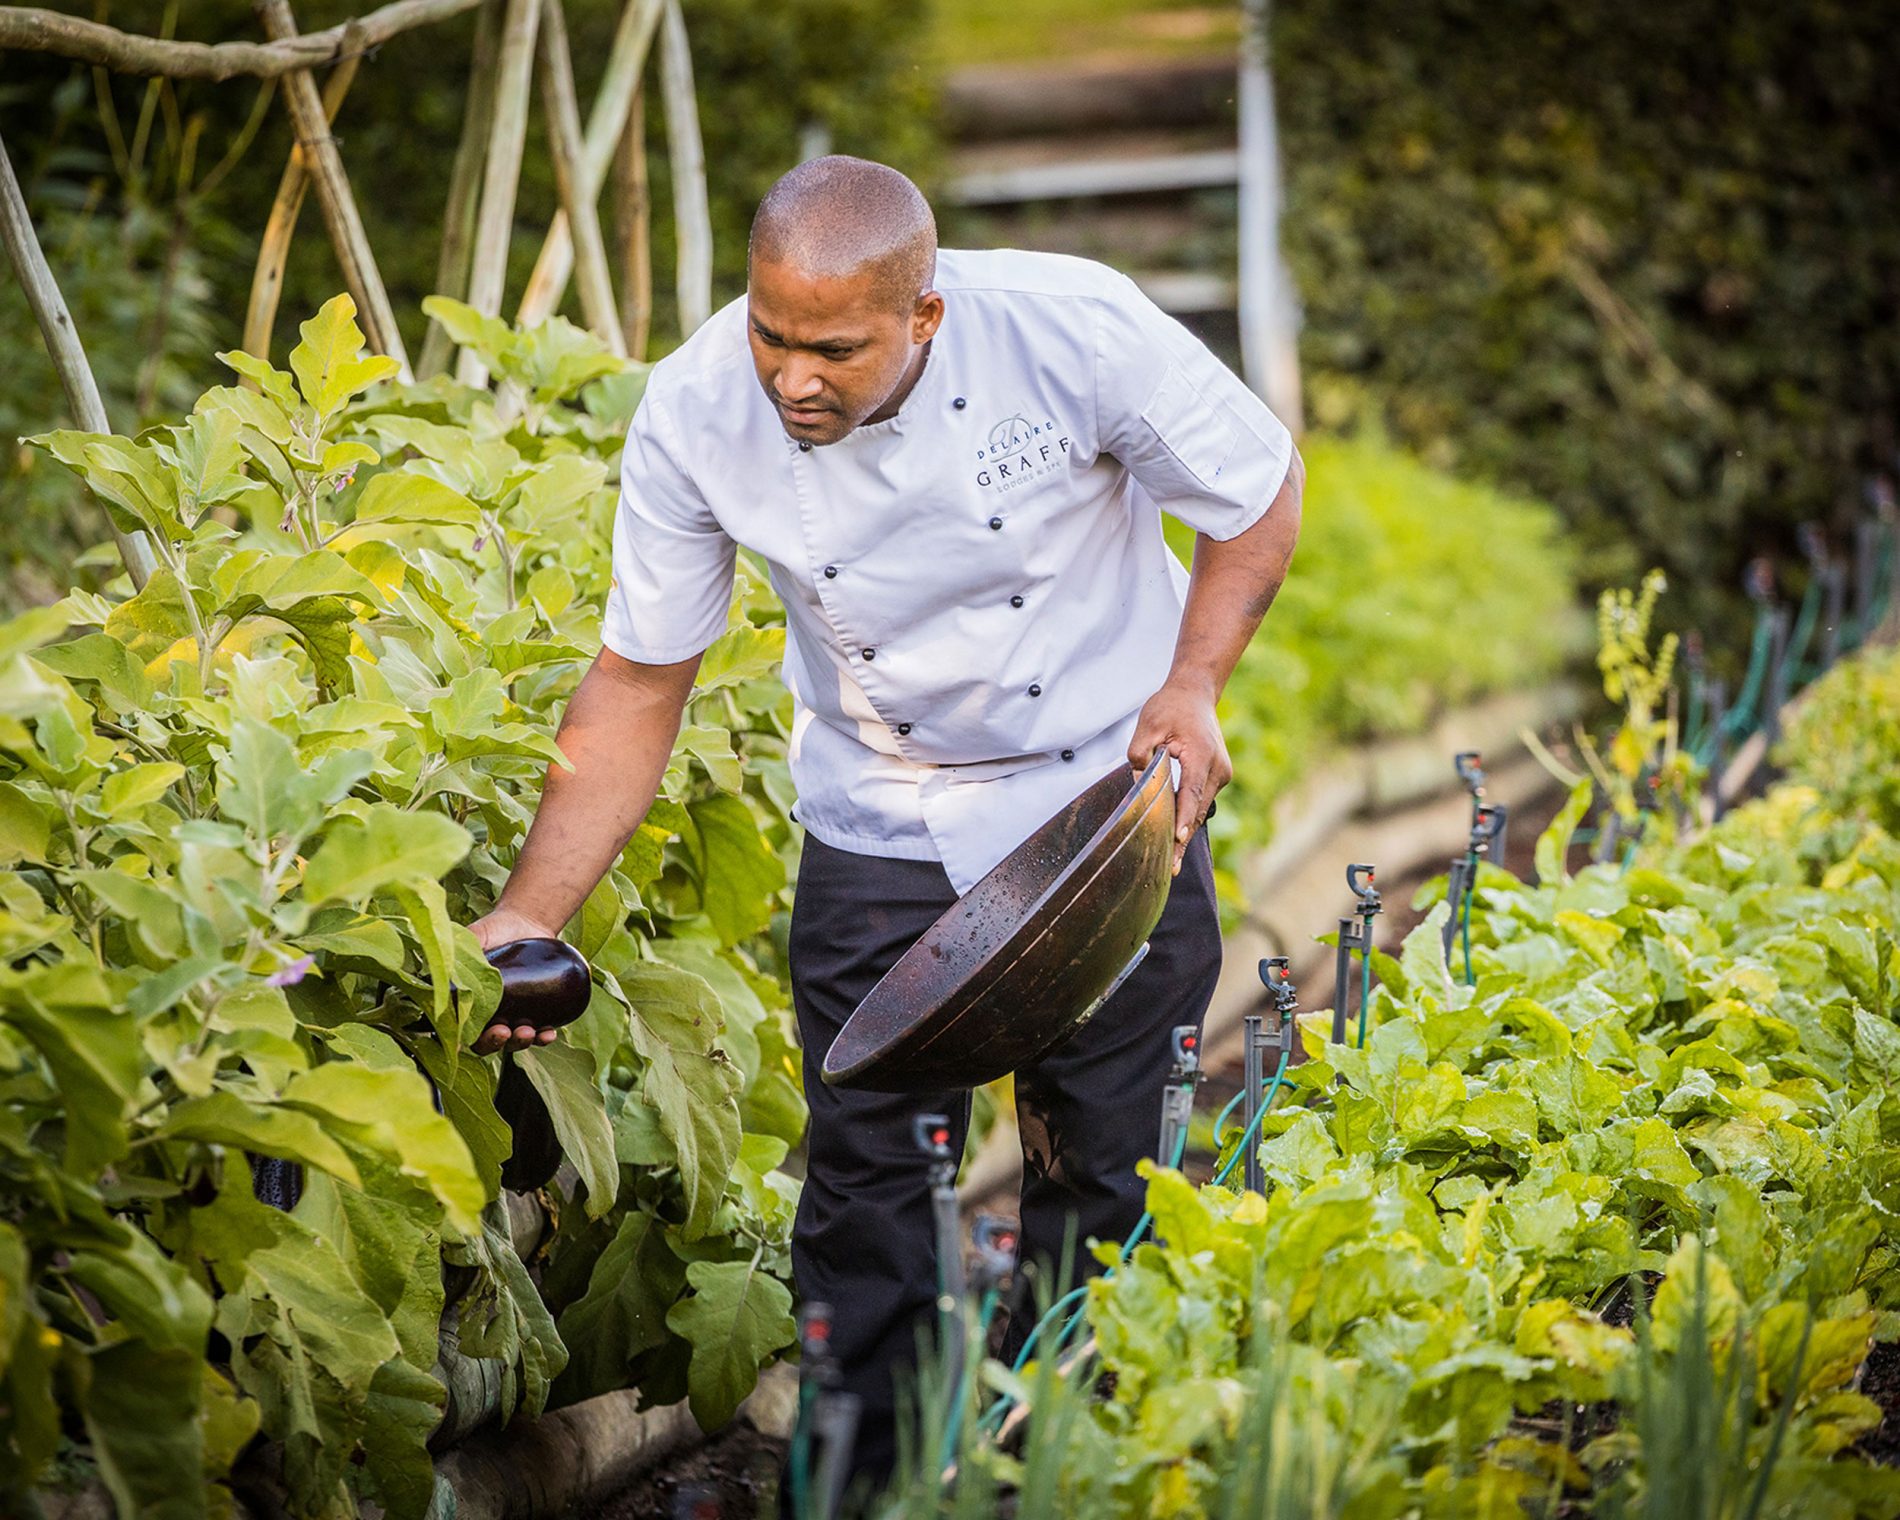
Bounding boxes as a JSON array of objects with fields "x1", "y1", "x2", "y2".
[
  {"x1": 1, "y1": 0, "x2": 483, "y2": 81},
  {"x1": 656, "y1": 0, "x2": 710, "y2": 336},
  {"x1": 516, "y1": 0, "x2": 660, "y2": 329},
  {"x1": 0, "y1": 129, "x2": 156, "y2": 588},
  {"x1": 254, "y1": 0, "x2": 411, "y2": 376},
  {"x1": 610, "y1": 80, "x2": 650, "y2": 361},
  {"x1": 241, "y1": 53, "x2": 360, "y2": 365},
  {"x1": 1236, "y1": 0, "x2": 1302, "y2": 432},
  {"x1": 457, "y1": 0, "x2": 540, "y2": 388},
  {"x1": 418, "y1": 0, "x2": 503, "y2": 379},
  {"x1": 534, "y1": 0, "x2": 622, "y2": 352}
]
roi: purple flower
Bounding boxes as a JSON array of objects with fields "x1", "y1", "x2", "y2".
[{"x1": 267, "y1": 955, "x2": 315, "y2": 988}]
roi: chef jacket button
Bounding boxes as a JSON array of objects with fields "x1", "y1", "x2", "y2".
[
  {"x1": 823, "y1": 565, "x2": 838, "y2": 579},
  {"x1": 798, "y1": 440, "x2": 812, "y2": 452},
  {"x1": 988, "y1": 516, "x2": 1003, "y2": 531},
  {"x1": 863, "y1": 648, "x2": 876, "y2": 661},
  {"x1": 1028, "y1": 683, "x2": 1042, "y2": 697},
  {"x1": 898, "y1": 723, "x2": 912, "y2": 735},
  {"x1": 953, "y1": 396, "x2": 967, "y2": 410},
  {"x1": 1061, "y1": 748, "x2": 1075, "y2": 761},
  {"x1": 1010, "y1": 594, "x2": 1024, "y2": 608}
]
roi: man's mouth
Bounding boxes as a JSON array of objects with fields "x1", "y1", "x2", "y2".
[{"x1": 775, "y1": 397, "x2": 835, "y2": 425}]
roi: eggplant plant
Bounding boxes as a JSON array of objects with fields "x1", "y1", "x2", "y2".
[{"x1": 1, "y1": 297, "x2": 805, "y2": 1519}]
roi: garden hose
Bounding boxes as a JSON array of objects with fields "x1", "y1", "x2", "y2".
[
  {"x1": 788, "y1": 1378, "x2": 816, "y2": 1517},
  {"x1": 1703, "y1": 606, "x2": 1775, "y2": 760},
  {"x1": 1785, "y1": 570, "x2": 1824, "y2": 686},
  {"x1": 1037, "y1": 1050, "x2": 1292, "y2": 1381},
  {"x1": 1461, "y1": 872, "x2": 1476, "y2": 986},
  {"x1": 1359, "y1": 922, "x2": 1375, "y2": 1039},
  {"x1": 937, "y1": 1287, "x2": 998, "y2": 1472}
]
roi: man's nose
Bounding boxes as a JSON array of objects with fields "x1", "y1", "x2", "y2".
[{"x1": 778, "y1": 357, "x2": 825, "y2": 401}]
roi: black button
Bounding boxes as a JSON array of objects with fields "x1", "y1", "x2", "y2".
[
  {"x1": 898, "y1": 723, "x2": 912, "y2": 735},
  {"x1": 988, "y1": 516, "x2": 1003, "y2": 531},
  {"x1": 953, "y1": 397, "x2": 967, "y2": 410},
  {"x1": 1010, "y1": 595, "x2": 1024, "y2": 608},
  {"x1": 1028, "y1": 683, "x2": 1042, "y2": 697},
  {"x1": 823, "y1": 565, "x2": 838, "y2": 579},
  {"x1": 863, "y1": 648, "x2": 876, "y2": 661},
  {"x1": 1061, "y1": 748, "x2": 1075, "y2": 761},
  {"x1": 798, "y1": 440, "x2": 812, "y2": 452}
]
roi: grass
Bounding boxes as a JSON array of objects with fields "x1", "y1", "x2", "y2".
[{"x1": 928, "y1": 0, "x2": 1240, "y2": 71}]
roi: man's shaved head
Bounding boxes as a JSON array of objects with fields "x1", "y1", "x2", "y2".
[{"x1": 749, "y1": 156, "x2": 937, "y2": 314}]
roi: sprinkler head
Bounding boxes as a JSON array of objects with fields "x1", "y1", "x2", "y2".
[
  {"x1": 1454, "y1": 751, "x2": 1485, "y2": 795},
  {"x1": 1472, "y1": 805, "x2": 1503, "y2": 854},
  {"x1": 972, "y1": 1214, "x2": 1020, "y2": 1287},
  {"x1": 1259, "y1": 955, "x2": 1300, "y2": 1017},
  {"x1": 1169, "y1": 1025, "x2": 1202, "y2": 1078},
  {"x1": 1346, "y1": 862, "x2": 1383, "y2": 914},
  {"x1": 913, "y1": 1113, "x2": 954, "y2": 1159}
]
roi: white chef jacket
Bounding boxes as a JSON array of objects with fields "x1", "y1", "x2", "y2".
[{"x1": 602, "y1": 247, "x2": 1294, "y2": 894}]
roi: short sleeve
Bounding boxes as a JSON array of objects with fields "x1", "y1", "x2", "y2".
[
  {"x1": 601, "y1": 390, "x2": 738, "y2": 664},
  {"x1": 1092, "y1": 276, "x2": 1294, "y2": 541}
]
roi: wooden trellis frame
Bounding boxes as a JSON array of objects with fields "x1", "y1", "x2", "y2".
[{"x1": 0, "y1": 0, "x2": 714, "y2": 584}]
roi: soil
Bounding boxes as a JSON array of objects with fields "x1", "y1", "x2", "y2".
[
  {"x1": 1857, "y1": 1341, "x2": 1900, "y2": 1467},
  {"x1": 567, "y1": 1419, "x2": 788, "y2": 1520}
]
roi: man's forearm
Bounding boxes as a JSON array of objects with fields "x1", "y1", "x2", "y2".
[
  {"x1": 496, "y1": 647, "x2": 700, "y2": 932},
  {"x1": 1170, "y1": 449, "x2": 1304, "y2": 698}
]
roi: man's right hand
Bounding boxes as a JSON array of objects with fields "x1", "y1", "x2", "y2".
[
  {"x1": 461, "y1": 646, "x2": 702, "y2": 1057},
  {"x1": 468, "y1": 907, "x2": 565, "y2": 1055}
]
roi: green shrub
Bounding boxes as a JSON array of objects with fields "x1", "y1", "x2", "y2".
[
  {"x1": 2, "y1": 297, "x2": 802, "y2": 1517},
  {"x1": 880, "y1": 644, "x2": 1900, "y2": 1518},
  {"x1": 1777, "y1": 644, "x2": 1900, "y2": 836},
  {"x1": 1193, "y1": 432, "x2": 1585, "y2": 869}
]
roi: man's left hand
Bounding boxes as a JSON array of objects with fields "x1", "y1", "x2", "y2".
[{"x1": 1128, "y1": 680, "x2": 1231, "y2": 875}]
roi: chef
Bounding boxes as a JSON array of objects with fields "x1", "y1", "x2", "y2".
[{"x1": 471, "y1": 155, "x2": 1303, "y2": 1483}]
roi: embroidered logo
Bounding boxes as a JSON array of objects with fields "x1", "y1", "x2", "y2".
[{"x1": 975, "y1": 412, "x2": 1071, "y2": 494}]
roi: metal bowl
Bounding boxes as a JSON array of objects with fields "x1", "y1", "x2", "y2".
[{"x1": 821, "y1": 749, "x2": 1177, "y2": 1092}]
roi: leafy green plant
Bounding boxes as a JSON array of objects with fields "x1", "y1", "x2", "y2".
[
  {"x1": 2, "y1": 296, "x2": 804, "y2": 1519},
  {"x1": 1527, "y1": 569, "x2": 1701, "y2": 851},
  {"x1": 1181, "y1": 431, "x2": 1585, "y2": 887},
  {"x1": 887, "y1": 641, "x2": 1900, "y2": 1518},
  {"x1": 1776, "y1": 645, "x2": 1900, "y2": 837}
]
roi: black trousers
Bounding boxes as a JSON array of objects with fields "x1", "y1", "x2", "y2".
[{"x1": 786, "y1": 827, "x2": 1221, "y2": 1487}]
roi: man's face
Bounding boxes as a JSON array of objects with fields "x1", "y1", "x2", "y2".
[{"x1": 747, "y1": 256, "x2": 943, "y2": 447}]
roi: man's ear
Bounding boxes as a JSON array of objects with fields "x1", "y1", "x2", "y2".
[{"x1": 911, "y1": 291, "x2": 945, "y2": 345}]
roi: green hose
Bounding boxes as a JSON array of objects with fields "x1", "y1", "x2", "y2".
[
  {"x1": 1357, "y1": 915, "x2": 1374, "y2": 1045},
  {"x1": 985, "y1": 1053, "x2": 1292, "y2": 1431},
  {"x1": 1461, "y1": 871, "x2": 1476, "y2": 986}
]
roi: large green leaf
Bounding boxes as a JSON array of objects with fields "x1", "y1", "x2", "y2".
[
  {"x1": 618, "y1": 962, "x2": 742, "y2": 1240},
  {"x1": 664, "y1": 1255, "x2": 795, "y2": 1430},
  {"x1": 515, "y1": 1041, "x2": 618, "y2": 1220},
  {"x1": 552, "y1": 1208, "x2": 686, "y2": 1404},
  {"x1": 301, "y1": 804, "x2": 472, "y2": 907},
  {"x1": 354, "y1": 470, "x2": 483, "y2": 529},
  {"x1": 0, "y1": 962, "x2": 139, "y2": 1172},
  {"x1": 156, "y1": 1090, "x2": 361, "y2": 1186},
  {"x1": 279, "y1": 1062, "x2": 484, "y2": 1234},
  {"x1": 390, "y1": 879, "x2": 462, "y2": 1057},
  {"x1": 454, "y1": 1206, "x2": 569, "y2": 1420},
  {"x1": 216, "y1": 715, "x2": 372, "y2": 855},
  {"x1": 1535, "y1": 781, "x2": 1594, "y2": 887},
  {"x1": 76, "y1": 1340, "x2": 207, "y2": 1520},
  {"x1": 684, "y1": 793, "x2": 786, "y2": 947},
  {"x1": 288, "y1": 294, "x2": 401, "y2": 420},
  {"x1": 693, "y1": 625, "x2": 785, "y2": 694}
]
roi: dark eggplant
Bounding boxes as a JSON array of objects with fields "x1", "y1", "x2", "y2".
[{"x1": 484, "y1": 937, "x2": 593, "y2": 1032}]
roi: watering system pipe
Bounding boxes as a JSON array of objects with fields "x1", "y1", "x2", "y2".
[
  {"x1": 1241, "y1": 1013, "x2": 1265, "y2": 1195},
  {"x1": 988, "y1": 988, "x2": 1295, "y2": 1434}
]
